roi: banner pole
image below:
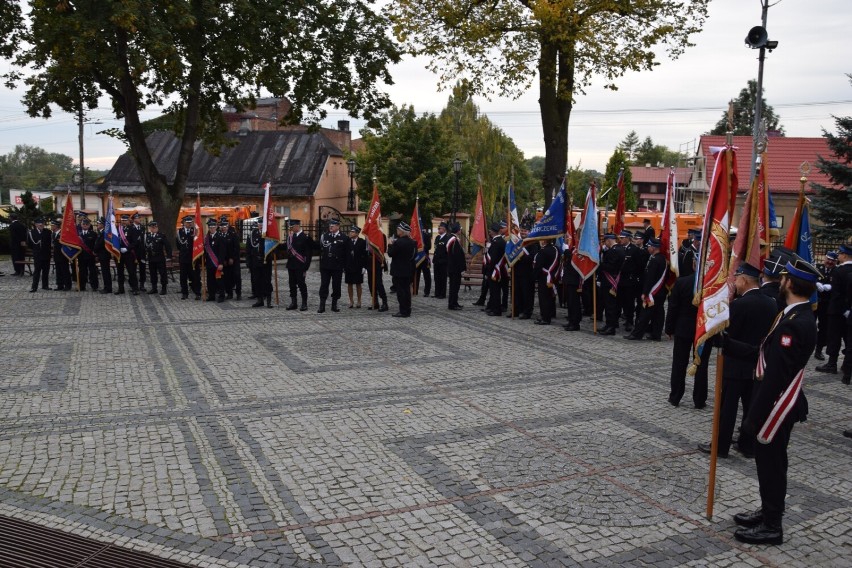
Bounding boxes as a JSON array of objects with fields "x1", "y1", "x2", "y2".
[
  {"x1": 75, "y1": 259, "x2": 81, "y2": 291},
  {"x1": 706, "y1": 349, "x2": 725, "y2": 519},
  {"x1": 201, "y1": 255, "x2": 207, "y2": 300},
  {"x1": 592, "y1": 271, "x2": 598, "y2": 334},
  {"x1": 273, "y1": 255, "x2": 279, "y2": 306},
  {"x1": 510, "y1": 266, "x2": 515, "y2": 319},
  {"x1": 371, "y1": 254, "x2": 377, "y2": 309}
]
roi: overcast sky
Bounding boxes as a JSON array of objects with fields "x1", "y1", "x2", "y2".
[{"x1": 0, "y1": 0, "x2": 849, "y2": 176}]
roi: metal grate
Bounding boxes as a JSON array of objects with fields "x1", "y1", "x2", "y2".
[{"x1": 0, "y1": 515, "x2": 194, "y2": 568}]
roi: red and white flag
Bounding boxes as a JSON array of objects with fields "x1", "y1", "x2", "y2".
[{"x1": 660, "y1": 168, "x2": 679, "y2": 288}]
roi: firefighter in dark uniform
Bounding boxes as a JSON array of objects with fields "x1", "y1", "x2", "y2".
[
  {"x1": 366, "y1": 233, "x2": 389, "y2": 312},
  {"x1": 597, "y1": 233, "x2": 624, "y2": 335},
  {"x1": 665, "y1": 257, "x2": 711, "y2": 408},
  {"x1": 641, "y1": 218, "x2": 655, "y2": 246},
  {"x1": 616, "y1": 230, "x2": 637, "y2": 331},
  {"x1": 631, "y1": 231, "x2": 649, "y2": 320},
  {"x1": 484, "y1": 223, "x2": 506, "y2": 316},
  {"x1": 50, "y1": 218, "x2": 72, "y2": 291},
  {"x1": 215, "y1": 220, "x2": 235, "y2": 300},
  {"x1": 733, "y1": 257, "x2": 819, "y2": 545},
  {"x1": 432, "y1": 221, "x2": 450, "y2": 299},
  {"x1": 283, "y1": 219, "x2": 311, "y2": 311},
  {"x1": 28, "y1": 217, "x2": 52, "y2": 292},
  {"x1": 510, "y1": 223, "x2": 538, "y2": 319},
  {"x1": 388, "y1": 221, "x2": 416, "y2": 317},
  {"x1": 761, "y1": 247, "x2": 793, "y2": 312},
  {"x1": 813, "y1": 251, "x2": 837, "y2": 360},
  {"x1": 176, "y1": 215, "x2": 201, "y2": 300},
  {"x1": 344, "y1": 225, "x2": 367, "y2": 308},
  {"x1": 77, "y1": 217, "x2": 99, "y2": 291},
  {"x1": 415, "y1": 227, "x2": 432, "y2": 296},
  {"x1": 816, "y1": 244, "x2": 852, "y2": 382},
  {"x1": 625, "y1": 237, "x2": 667, "y2": 340},
  {"x1": 446, "y1": 222, "x2": 465, "y2": 311},
  {"x1": 203, "y1": 219, "x2": 224, "y2": 301},
  {"x1": 678, "y1": 229, "x2": 699, "y2": 278},
  {"x1": 561, "y1": 247, "x2": 583, "y2": 331},
  {"x1": 318, "y1": 218, "x2": 346, "y2": 313},
  {"x1": 144, "y1": 221, "x2": 172, "y2": 295},
  {"x1": 533, "y1": 238, "x2": 558, "y2": 324},
  {"x1": 93, "y1": 218, "x2": 113, "y2": 294},
  {"x1": 697, "y1": 262, "x2": 778, "y2": 456},
  {"x1": 130, "y1": 213, "x2": 146, "y2": 291},
  {"x1": 10, "y1": 213, "x2": 28, "y2": 276},
  {"x1": 245, "y1": 213, "x2": 262, "y2": 302},
  {"x1": 116, "y1": 214, "x2": 140, "y2": 295}
]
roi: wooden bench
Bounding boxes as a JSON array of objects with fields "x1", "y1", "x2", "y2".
[{"x1": 461, "y1": 251, "x2": 484, "y2": 290}]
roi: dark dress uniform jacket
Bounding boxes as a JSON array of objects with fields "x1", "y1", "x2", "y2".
[
  {"x1": 286, "y1": 231, "x2": 312, "y2": 270},
  {"x1": 664, "y1": 274, "x2": 697, "y2": 339},
  {"x1": 760, "y1": 281, "x2": 785, "y2": 312},
  {"x1": 433, "y1": 233, "x2": 449, "y2": 266},
  {"x1": 145, "y1": 232, "x2": 172, "y2": 263},
  {"x1": 642, "y1": 252, "x2": 667, "y2": 303},
  {"x1": 319, "y1": 232, "x2": 347, "y2": 271},
  {"x1": 599, "y1": 246, "x2": 625, "y2": 291},
  {"x1": 388, "y1": 236, "x2": 416, "y2": 278},
  {"x1": 29, "y1": 228, "x2": 52, "y2": 260},
  {"x1": 176, "y1": 228, "x2": 196, "y2": 263},
  {"x1": 744, "y1": 302, "x2": 815, "y2": 434},
  {"x1": 447, "y1": 234, "x2": 466, "y2": 274},
  {"x1": 344, "y1": 237, "x2": 367, "y2": 273},
  {"x1": 485, "y1": 236, "x2": 506, "y2": 280},
  {"x1": 722, "y1": 288, "x2": 779, "y2": 381},
  {"x1": 827, "y1": 263, "x2": 852, "y2": 316}
]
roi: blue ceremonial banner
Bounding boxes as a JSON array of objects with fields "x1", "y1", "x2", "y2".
[
  {"x1": 524, "y1": 181, "x2": 567, "y2": 242},
  {"x1": 768, "y1": 189, "x2": 779, "y2": 233},
  {"x1": 505, "y1": 184, "x2": 525, "y2": 266},
  {"x1": 104, "y1": 194, "x2": 121, "y2": 261}
]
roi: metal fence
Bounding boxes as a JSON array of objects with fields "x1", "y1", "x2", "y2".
[{"x1": 769, "y1": 237, "x2": 846, "y2": 263}]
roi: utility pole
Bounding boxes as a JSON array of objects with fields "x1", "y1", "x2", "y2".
[{"x1": 77, "y1": 105, "x2": 86, "y2": 210}]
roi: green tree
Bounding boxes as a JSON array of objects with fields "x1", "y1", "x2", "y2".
[
  {"x1": 439, "y1": 82, "x2": 533, "y2": 215},
  {"x1": 602, "y1": 149, "x2": 635, "y2": 211},
  {"x1": 355, "y1": 105, "x2": 466, "y2": 221},
  {"x1": 388, "y1": 0, "x2": 708, "y2": 208},
  {"x1": 0, "y1": 190, "x2": 54, "y2": 229},
  {"x1": 634, "y1": 136, "x2": 684, "y2": 167},
  {"x1": 564, "y1": 164, "x2": 601, "y2": 207},
  {"x1": 5, "y1": 1, "x2": 400, "y2": 244},
  {"x1": 710, "y1": 79, "x2": 785, "y2": 136},
  {"x1": 618, "y1": 131, "x2": 640, "y2": 162},
  {"x1": 811, "y1": 115, "x2": 852, "y2": 241},
  {"x1": 0, "y1": 145, "x2": 76, "y2": 203}
]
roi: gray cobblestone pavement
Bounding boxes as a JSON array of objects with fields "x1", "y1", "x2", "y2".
[{"x1": 1, "y1": 267, "x2": 850, "y2": 567}]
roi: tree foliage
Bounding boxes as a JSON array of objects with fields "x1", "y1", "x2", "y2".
[
  {"x1": 618, "y1": 131, "x2": 640, "y2": 162},
  {"x1": 0, "y1": 145, "x2": 76, "y2": 203},
  {"x1": 5, "y1": 0, "x2": 400, "y2": 243},
  {"x1": 811, "y1": 114, "x2": 852, "y2": 241},
  {"x1": 710, "y1": 79, "x2": 784, "y2": 136},
  {"x1": 388, "y1": 0, "x2": 709, "y2": 207},
  {"x1": 564, "y1": 164, "x2": 602, "y2": 207},
  {"x1": 602, "y1": 149, "x2": 635, "y2": 211},
  {"x1": 634, "y1": 136, "x2": 684, "y2": 168},
  {"x1": 355, "y1": 105, "x2": 467, "y2": 221},
  {"x1": 439, "y1": 82, "x2": 533, "y2": 216}
]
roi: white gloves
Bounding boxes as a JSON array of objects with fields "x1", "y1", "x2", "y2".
[{"x1": 120, "y1": 247, "x2": 127, "y2": 253}]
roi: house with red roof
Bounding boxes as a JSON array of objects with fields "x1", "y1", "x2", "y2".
[
  {"x1": 686, "y1": 135, "x2": 833, "y2": 236},
  {"x1": 628, "y1": 165, "x2": 693, "y2": 212}
]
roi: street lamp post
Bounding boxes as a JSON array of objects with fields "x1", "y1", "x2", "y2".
[
  {"x1": 452, "y1": 158, "x2": 462, "y2": 224},
  {"x1": 347, "y1": 158, "x2": 356, "y2": 211}
]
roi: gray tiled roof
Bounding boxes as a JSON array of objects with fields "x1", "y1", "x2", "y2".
[{"x1": 102, "y1": 130, "x2": 342, "y2": 197}]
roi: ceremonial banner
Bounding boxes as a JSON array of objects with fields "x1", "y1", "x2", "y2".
[
  {"x1": 692, "y1": 146, "x2": 738, "y2": 369},
  {"x1": 261, "y1": 182, "x2": 281, "y2": 260},
  {"x1": 614, "y1": 169, "x2": 626, "y2": 235},
  {"x1": 525, "y1": 181, "x2": 567, "y2": 243},
  {"x1": 571, "y1": 182, "x2": 600, "y2": 281},
  {"x1": 784, "y1": 186, "x2": 817, "y2": 305},
  {"x1": 59, "y1": 192, "x2": 83, "y2": 261},
  {"x1": 660, "y1": 168, "x2": 679, "y2": 287},
  {"x1": 192, "y1": 193, "x2": 204, "y2": 263},
  {"x1": 410, "y1": 199, "x2": 426, "y2": 268},
  {"x1": 505, "y1": 184, "x2": 525, "y2": 266},
  {"x1": 104, "y1": 193, "x2": 122, "y2": 261},
  {"x1": 728, "y1": 151, "x2": 767, "y2": 291},
  {"x1": 470, "y1": 185, "x2": 487, "y2": 257},
  {"x1": 362, "y1": 182, "x2": 386, "y2": 258}
]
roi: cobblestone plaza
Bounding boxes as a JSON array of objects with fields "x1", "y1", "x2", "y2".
[{"x1": 1, "y1": 268, "x2": 850, "y2": 567}]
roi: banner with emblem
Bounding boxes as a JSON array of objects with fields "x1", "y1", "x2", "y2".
[
  {"x1": 571, "y1": 182, "x2": 599, "y2": 281},
  {"x1": 691, "y1": 145, "x2": 738, "y2": 372},
  {"x1": 613, "y1": 169, "x2": 626, "y2": 235},
  {"x1": 104, "y1": 193, "x2": 121, "y2": 261},
  {"x1": 192, "y1": 192, "x2": 204, "y2": 264},
  {"x1": 410, "y1": 198, "x2": 426, "y2": 268},
  {"x1": 59, "y1": 192, "x2": 83, "y2": 261},
  {"x1": 470, "y1": 183, "x2": 487, "y2": 257},
  {"x1": 660, "y1": 168, "x2": 679, "y2": 288},
  {"x1": 504, "y1": 184, "x2": 526, "y2": 266},
  {"x1": 261, "y1": 182, "x2": 281, "y2": 260},
  {"x1": 784, "y1": 180, "x2": 816, "y2": 305},
  {"x1": 362, "y1": 181, "x2": 386, "y2": 259},
  {"x1": 524, "y1": 180, "x2": 567, "y2": 243}
]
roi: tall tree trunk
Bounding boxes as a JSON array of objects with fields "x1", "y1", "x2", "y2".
[{"x1": 537, "y1": 38, "x2": 574, "y2": 209}]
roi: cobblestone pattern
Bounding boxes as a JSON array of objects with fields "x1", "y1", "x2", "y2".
[{"x1": 0, "y1": 268, "x2": 850, "y2": 567}]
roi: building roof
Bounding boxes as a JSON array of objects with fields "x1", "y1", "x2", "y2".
[
  {"x1": 102, "y1": 130, "x2": 342, "y2": 197},
  {"x1": 629, "y1": 166, "x2": 693, "y2": 184},
  {"x1": 697, "y1": 135, "x2": 833, "y2": 194}
]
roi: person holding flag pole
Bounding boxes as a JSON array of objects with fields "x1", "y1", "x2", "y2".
[
  {"x1": 58, "y1": 191, "x2": 83, "y2": 291},
  {"x1": 523, "y1": 180, "x2": 569, "y2": 325},
  {"x1": 261, "y1": 181, "x2": 282, "y2": 308},
  {"x1": 571, "y1": 182, "x2": 600, "y2": 332},
  {"x1": 362, "y1": 178, "x2": 388, "y2": 312}
]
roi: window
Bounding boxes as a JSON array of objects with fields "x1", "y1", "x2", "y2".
[{"x1": 275, "y1": 206, "x2": 290, "y2": 217}]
